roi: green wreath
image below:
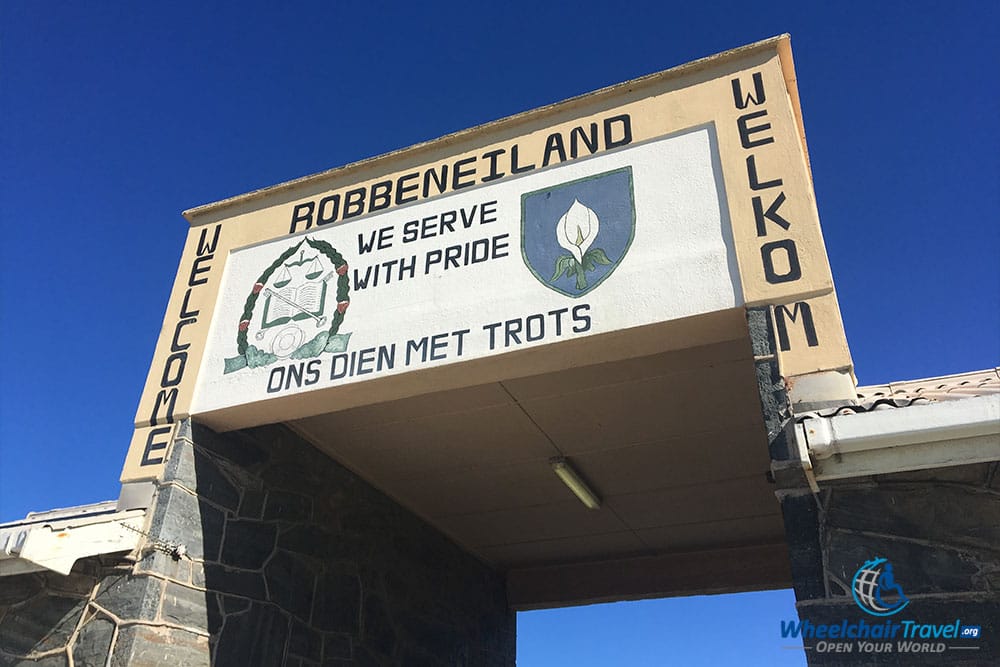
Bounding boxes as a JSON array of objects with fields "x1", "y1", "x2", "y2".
[{"x1": 224, "y1": 238, "x2": 351, "y2": 373}]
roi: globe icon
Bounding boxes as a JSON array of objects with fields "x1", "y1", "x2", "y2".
[{"x1": 852, "y1": 557, "x2": 909, "y2": 616}]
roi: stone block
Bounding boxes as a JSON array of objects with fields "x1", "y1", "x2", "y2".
[
  {"x1": 163, "y1": 438, "x2": 197, "y2": 489},
  {"x1": 71, "y1": 616, "x2": 115, "y2": 666},
  {"x1": 348, "y1": 644, "x2": 387, "y2": 667},
  {"x1": 264, "y1": 550, "x2": 314, "y2": 622},
  {"x1": 112, "y1": 625, "x2": 210, "y2": 667},
  {"x1": 204, "y1": 594, "x2": 224, "y2": 637},
  {"x1": 478, "y1": 610, "x2": 516, "y2": 659},
  {"x1": 190, "y1": 561, "x2": 205, "y2": 588},
  {"x1": 396, "y1": 612, "x2": 462, "y2": 662},
  {"x1": 270, "y1": 429, "x2": 334, "y2": 473},
  {"x1": 780, "y1": 493, "x2": 826, "y2": 601},
  {"x1": 238, "y1": 488, "x2": 266, "y2": 519},
  {"x1": 0, "y1": 655, "x2": 70, "y2": 666},
  {"x1": 47, "y1": 569, "x2": 98, "y2": 598},
  {"x1": 191, "y1": 424, "x2": 268, "y2": 469},
  {"x1": 165, "y1": 440, "x2": 241, "y2": 512},
  {"x1": 160, "y1": 581, "x2": 209, "y2": 630},
  {"x1": 0, "y1": 594, "x2": 84, "y2": 654},
  {"x1": 825, "y1": 530, "x2": 989, "y2": 596},
  {"x1": 288, "y1": 619, "x2": 322, "y2": 662},
  {"x1": 149, "y1": 485, "x2": 224, "y2": 562},
  {"x1": 398, "y1": 647, "x2": 453, "y2": 667},
  {"x1": 880, "y1": 463, "x2": 989, "y2": 486},
  {"x1": 220, "y1": 519, "x2": 276, "y2": 570},
  {"x1": 173, "y1": 418, "x2": 193, "y2": 442},
  {"x1": 746, "y1": 306, "x2": 774, "y2": 357},
  {"x1": 826, "y1": 485, "x2": 1000, "y2": 552},
  {"x1": 220, "y1": 595, "x2": 250, "y2": 615},
  {"x1": 212, "y1": 602, "x2": 288, "y2": 667},
  {"x1": 277, "y1": 525, "x2": 338, "y2": 561},
  {"x1": 264, "y1": 490, "x2": 312, "y2": 522},
  {"x1": 135, "y1": 548, "x2": 191, "y2": 582},
  {"x1": 202, "y1": 564, "x2": 266, "y2": 600},
  {"x1": 261, "y1": 462, "x2": 326, "y2": 495},
  {"x1": 94, "y1": 573, "x2": 161, "y2": 623},
  {"x1": 0, "y1": 574, "x2": 43, "y2": 606},
  {"x1": 341, "y1": 502, "x2": 403, "y2": 533},
  {"x1": 322, "y1": 634, "x2": 352, "y2": 661},
  {"x1": 312, "y1": 573, "x2": 360, "y2": 634},
  {"x1": 361, "y1": 595, "x2": 395, "y2": 658}
]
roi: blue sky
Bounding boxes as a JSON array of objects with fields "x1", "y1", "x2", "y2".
[{"x1": 1, "y1": 2, "x2": 997, "y2": 664}]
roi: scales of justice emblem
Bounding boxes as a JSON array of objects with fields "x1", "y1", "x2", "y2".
[{"x1": 224, "y1": 237, "x2": 352, "y2": 374}]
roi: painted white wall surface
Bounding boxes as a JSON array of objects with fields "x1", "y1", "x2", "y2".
[{"x1": 192, "y1": 126, "x2": 742, "y2": 413}]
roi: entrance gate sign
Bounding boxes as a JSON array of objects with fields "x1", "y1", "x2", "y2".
[
  {"x1": 192, "y1": 128, "x2": 739, "y2": 414},
  {"x1": 122, "y1": 36, "x2": 854, "y2": 484}
]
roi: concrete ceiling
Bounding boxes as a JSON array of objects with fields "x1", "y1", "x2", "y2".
[{"x1": 289, "y1": 313, "x2": 788, "y2": 601}]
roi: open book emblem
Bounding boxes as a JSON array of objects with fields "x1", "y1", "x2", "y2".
[
  {"x1": 224, "y1": 238, "x2": 353, "y2": 374},
  {"x1": 261, "y1": 255, "x2": 330, "y2": 331}
]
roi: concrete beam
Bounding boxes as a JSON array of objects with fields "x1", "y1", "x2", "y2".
[{"x1": 507, "y1": 542, "x2": 791, "y2": 610}]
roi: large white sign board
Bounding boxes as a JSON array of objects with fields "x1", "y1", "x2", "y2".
[{"x1": 191, "y1": 127, "x2": 742, "y2": 413}]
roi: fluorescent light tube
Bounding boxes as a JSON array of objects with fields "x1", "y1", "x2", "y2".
[{"x1": 550, "y1": 457, "x2": 601, "y2": 510}]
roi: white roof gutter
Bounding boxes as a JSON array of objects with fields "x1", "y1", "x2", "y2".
[
  {"x1": 0, "y1": 503, "x2": 146, "y2": 576},
  {"x1": 791, "y1": 395, "x2": 1000, "y2": 489}
]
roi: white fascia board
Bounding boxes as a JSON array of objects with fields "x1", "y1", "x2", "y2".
[
  {"x1": 797, "y1": 395, "x2": 1000, "y2": 482},
  {"x1": 0, "y1": 509, "x2": 146, "y2": 576}
]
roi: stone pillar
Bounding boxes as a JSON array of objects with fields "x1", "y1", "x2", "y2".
[
  {"x1": 750, "y1": 306, "x2": 999, "y2": 664},
  {"x1": 779, "y1": 465, "x2": 1000, "y2": 665},
  {"x1": 1, "y1": 421, "x2": 516, "y2": 666}
]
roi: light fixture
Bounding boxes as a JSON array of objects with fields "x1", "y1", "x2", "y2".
[{"x1": 549, "y1": 457, "x2": 601, "y2": 510}]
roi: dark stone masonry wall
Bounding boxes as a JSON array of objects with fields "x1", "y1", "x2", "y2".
[
  {"x1": 0, "y1": 555, "x2": 132, "y2": 666},
  {"x1": 781, "y1": 461, "x2": 1000, "y2": 666},
  {"x1": 0, "y1": 420, "x2": 515, "y2": 666}
]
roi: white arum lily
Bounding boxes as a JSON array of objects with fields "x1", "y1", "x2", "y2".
[
  {"x1": 557, "y1": 199, "x2": 599, "y2": 264},
  {"x1": 549, "y1": 198, "x2": 613, "y2": 291}
]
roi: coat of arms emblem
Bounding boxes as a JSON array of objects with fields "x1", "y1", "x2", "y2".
[
  {"x1": 521, "y1": 166, "x2": 635, "y2": 297},
  {"x1": 224, "y1": 237, "x2": 351, "y2": 373}
]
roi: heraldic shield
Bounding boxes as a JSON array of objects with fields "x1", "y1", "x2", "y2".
[{"x1": 520, "y1": 166, "x2": 635, "y2": 297}]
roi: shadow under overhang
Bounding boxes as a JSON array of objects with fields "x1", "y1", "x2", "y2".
[{"x1": 200, "y1": 308, "x2": 790, "y2": 607}]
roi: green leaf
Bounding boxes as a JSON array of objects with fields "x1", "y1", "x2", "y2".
[
  {"x1": 290, "y1": 331, "x2": 329, "y2": 359},
  {"x1": 583, "y1": 255, "x2": 596, "y2": 272},
  {"x1": 224, "y1": 355, "x2": 247, "y2": 374},
  {"x1": 325, "y1": 333, "x2": 352, "y2": 353},
  {"x1": 550, "y1": 255, "x2": 570, "y2": 281},
  {"x1": 588, "y1": 247, "x2": 613, "y2": 265},
  {"x1": 245, "y1": 345, "x2": 279, "y2": 369}
]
